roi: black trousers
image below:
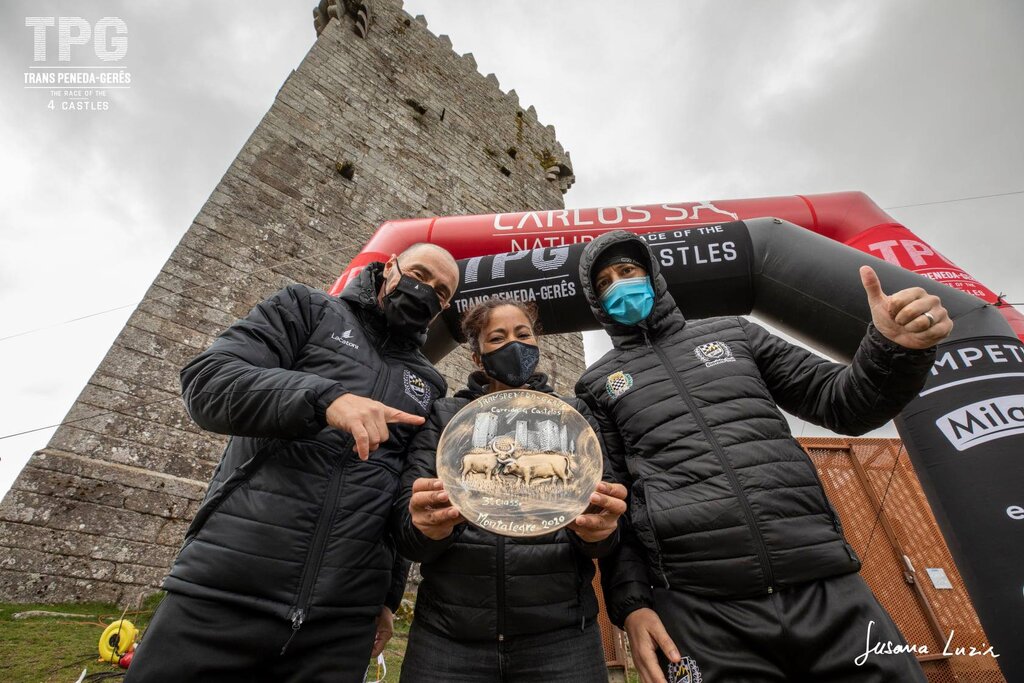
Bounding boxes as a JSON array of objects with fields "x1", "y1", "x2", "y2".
[
  {"x1": 653, "y1": 573, "x2": 928, "y2": 683},
  {"x1": 123, "y1": 592, "x2": 377, "y2": 683},
  {"x1": 399, "y1": 618, "x2": 608, "y2": 683}
]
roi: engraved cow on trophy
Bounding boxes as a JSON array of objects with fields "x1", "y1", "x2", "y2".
[
  {"x1": 460, "y1": 435, "x2": 518, "y2": 481},
  {"x1": 503, "y1": 453, "x2": 572, "y2": 487}
]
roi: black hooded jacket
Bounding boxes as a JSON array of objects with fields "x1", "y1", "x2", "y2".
[
  {"x1": 166, "y1": 263, "x2": 444, "y2": 627},
  {"x1": 392, "y1": 372, "x2": 617, "y2": 641},
  {"x1": 574, "y1": 231, "x2": 937, "y2": 626}
]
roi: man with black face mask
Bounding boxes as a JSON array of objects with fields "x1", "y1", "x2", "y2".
[{"x1": 125, "y1": 244, "x2": 459, "y2": 683}]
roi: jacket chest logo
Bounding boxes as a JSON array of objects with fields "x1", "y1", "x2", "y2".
[
  {"x1": 403, "y1": 369, "x2": 432, "y2": 411},
  {"x1": 605, "y1": 371, "x2": 634, "y2": 399},
  {"x1": 695, "y1": 340, "x2": 735, "y2": 367},
  {"x1": 330, "y1": 329, "x2": 360, "y2": 350}
]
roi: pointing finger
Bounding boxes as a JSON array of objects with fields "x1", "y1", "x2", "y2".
[{"x1": 385, "y1": 407, "x2": 426, "y2": 425}]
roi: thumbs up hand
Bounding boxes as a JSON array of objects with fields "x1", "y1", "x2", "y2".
[{"x1": 859, "y1": 266, "x2": 952, "y2": 350}]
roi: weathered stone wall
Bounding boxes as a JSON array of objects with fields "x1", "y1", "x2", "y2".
[{"x1": 0, "y1": 0, "x2": 583, "y2": 605}]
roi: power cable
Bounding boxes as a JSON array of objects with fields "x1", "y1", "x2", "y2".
[
  {"x1": 0, "y1": 242, "x2": 357, "y2": 343},
  {"x1": 883, "y1": 188, "x2": 1024, "y2": 210},
  {"x1": 862, "y1": 441, "x2": 905, "y2": 565},
  {"x1": 0, "y1": 394, "x2": 183, "y2": 442}
]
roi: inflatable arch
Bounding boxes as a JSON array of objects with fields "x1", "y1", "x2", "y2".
[{"x1": 330, "y1": 192, "x2": 1022, "y2": 680}]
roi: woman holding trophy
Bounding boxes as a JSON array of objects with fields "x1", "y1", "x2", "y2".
[{"x1": 392, "y1": 298, "x2": 628, "y2": 682}]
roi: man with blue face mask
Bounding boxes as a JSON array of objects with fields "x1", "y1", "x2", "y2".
[
  {"x1": 575, "y1": 230, "x2": 951, "y2": 683},
  {"x1": 591, "y1": 244, "x2": 656, "y2": 326}
]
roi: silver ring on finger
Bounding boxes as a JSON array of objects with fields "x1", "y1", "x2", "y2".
[{"x1": 922, "y1": 311, "x2": 936, "y2": 328}]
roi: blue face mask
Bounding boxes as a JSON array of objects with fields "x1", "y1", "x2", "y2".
[{"x1": 600, "y1": 277, "x2": 655, "y2": 325}]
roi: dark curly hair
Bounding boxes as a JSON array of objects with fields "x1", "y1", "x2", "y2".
[{"x1": 460, "y1": 298, "x2": 542, "y2": 355}]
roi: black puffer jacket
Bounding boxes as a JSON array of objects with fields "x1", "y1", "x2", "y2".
[
  {"x1": 166, "y1": 263, "x2": 445, "y2": 628},
  {"x1": 393, "y1": 372, "x2": 616, "y2": 641},
  {"x1": 574, "y1": 231, "x2": 937, "y2": 626}
]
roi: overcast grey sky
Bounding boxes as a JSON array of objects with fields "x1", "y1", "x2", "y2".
[{"x1": 1, "y1": 1, "x2": 1022, "y2": 499}]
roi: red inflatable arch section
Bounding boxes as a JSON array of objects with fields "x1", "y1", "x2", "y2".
[{"x1": 328, "y1": 191, "x2": 1024, "y2": 342}]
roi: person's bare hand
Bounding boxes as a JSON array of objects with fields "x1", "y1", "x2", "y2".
[
  {"x1": 625, "y1": 608, "x2": 681, "y2": 683},
  {"x1": 326, "y1": 394, "x2": 425, "y2": 460},
  {"x1": 568, "y1": 481, "x2": 628, "y2": 543},
  {"x1": 410, "y1": 478, "x2": 465, "y2": 540},
  {"x1": 860, "y1": 266, "x2": 952, "y2": 349},
  {"x1": 370, "y1": 606, "x2": 393, "y2": 657}
]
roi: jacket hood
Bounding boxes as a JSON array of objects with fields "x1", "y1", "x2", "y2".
[
  {"x1": 339, "y1": 262, "x2": 427, "y2": 349},
  {"x1": 578, "y1": 230, "x2": 685, "y2": 345},
  {"x1": 455, "y1": 371, "x2": 555, "y2": 400}
]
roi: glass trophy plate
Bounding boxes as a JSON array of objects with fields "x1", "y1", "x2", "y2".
[{"x1": 436, "y1": 389, "x2": 603, "y2": 537}]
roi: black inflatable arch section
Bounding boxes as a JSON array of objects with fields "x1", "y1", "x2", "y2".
[
  {"x1": 427, "y1": 218, "x2": 1021, "y2": 680},
  {"x1": 429, "y1": 218, "x2": 1006, "y2": 359}
]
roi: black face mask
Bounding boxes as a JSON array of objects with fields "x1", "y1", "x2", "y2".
[
  {"x1": 480, "y1": 341, "x2": 540, "y2": 388},
  {"x1": 380, "y1": 260, "x2": 442, "y2": 336}
]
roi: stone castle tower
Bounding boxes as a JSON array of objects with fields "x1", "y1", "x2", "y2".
[{"x1": 0, "y1": 0, "x2": 582, "y2": 604}]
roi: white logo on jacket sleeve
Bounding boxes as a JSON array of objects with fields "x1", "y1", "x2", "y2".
[
  {"x1": 695, "y1": 340, "x2": 735, "y2": 367},
  {"x1": 403, "y1": 369, "x2": 433, "y2": 411},
  {"x1": 667, "y1": 656, "x2": 702, "y2": 683},
  {"x1": 605, "y1": 371, "x2": 634, "y2": 399}
]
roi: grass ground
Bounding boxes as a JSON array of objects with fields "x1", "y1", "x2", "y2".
[
  {"x1": 0, "y1": 594, "x2": 633, "y2": 682},
  {"x1": 0, "y1": 593, "x2": 166, "y2": 682}
]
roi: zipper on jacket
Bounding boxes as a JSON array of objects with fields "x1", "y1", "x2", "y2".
[
  {"x1": 285, "y1": 360, "x2": 393, "y2": 647},
  {"x1": 279, "y1": 608, "x2": 304, "y2": 655},
  {"x1": 496, "y1": 535, "x2": 506, "y2": 641},
  {"x1": 640, "y1": 480, "x2": 671, "y2": 589},
  {"x1": 286, "y1": 448, "x2": 349, "y2": 647},
  {"x1": 644, "y1": 329, "x2": 777, "y2": 594},
  {"x1": 180, "y1": 440, "x2": 276, "y2": 550}
]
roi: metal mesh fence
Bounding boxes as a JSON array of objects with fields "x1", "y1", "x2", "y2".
[{"x1": 802, "y1": 437, "x2": 1005, "y2": 683}]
